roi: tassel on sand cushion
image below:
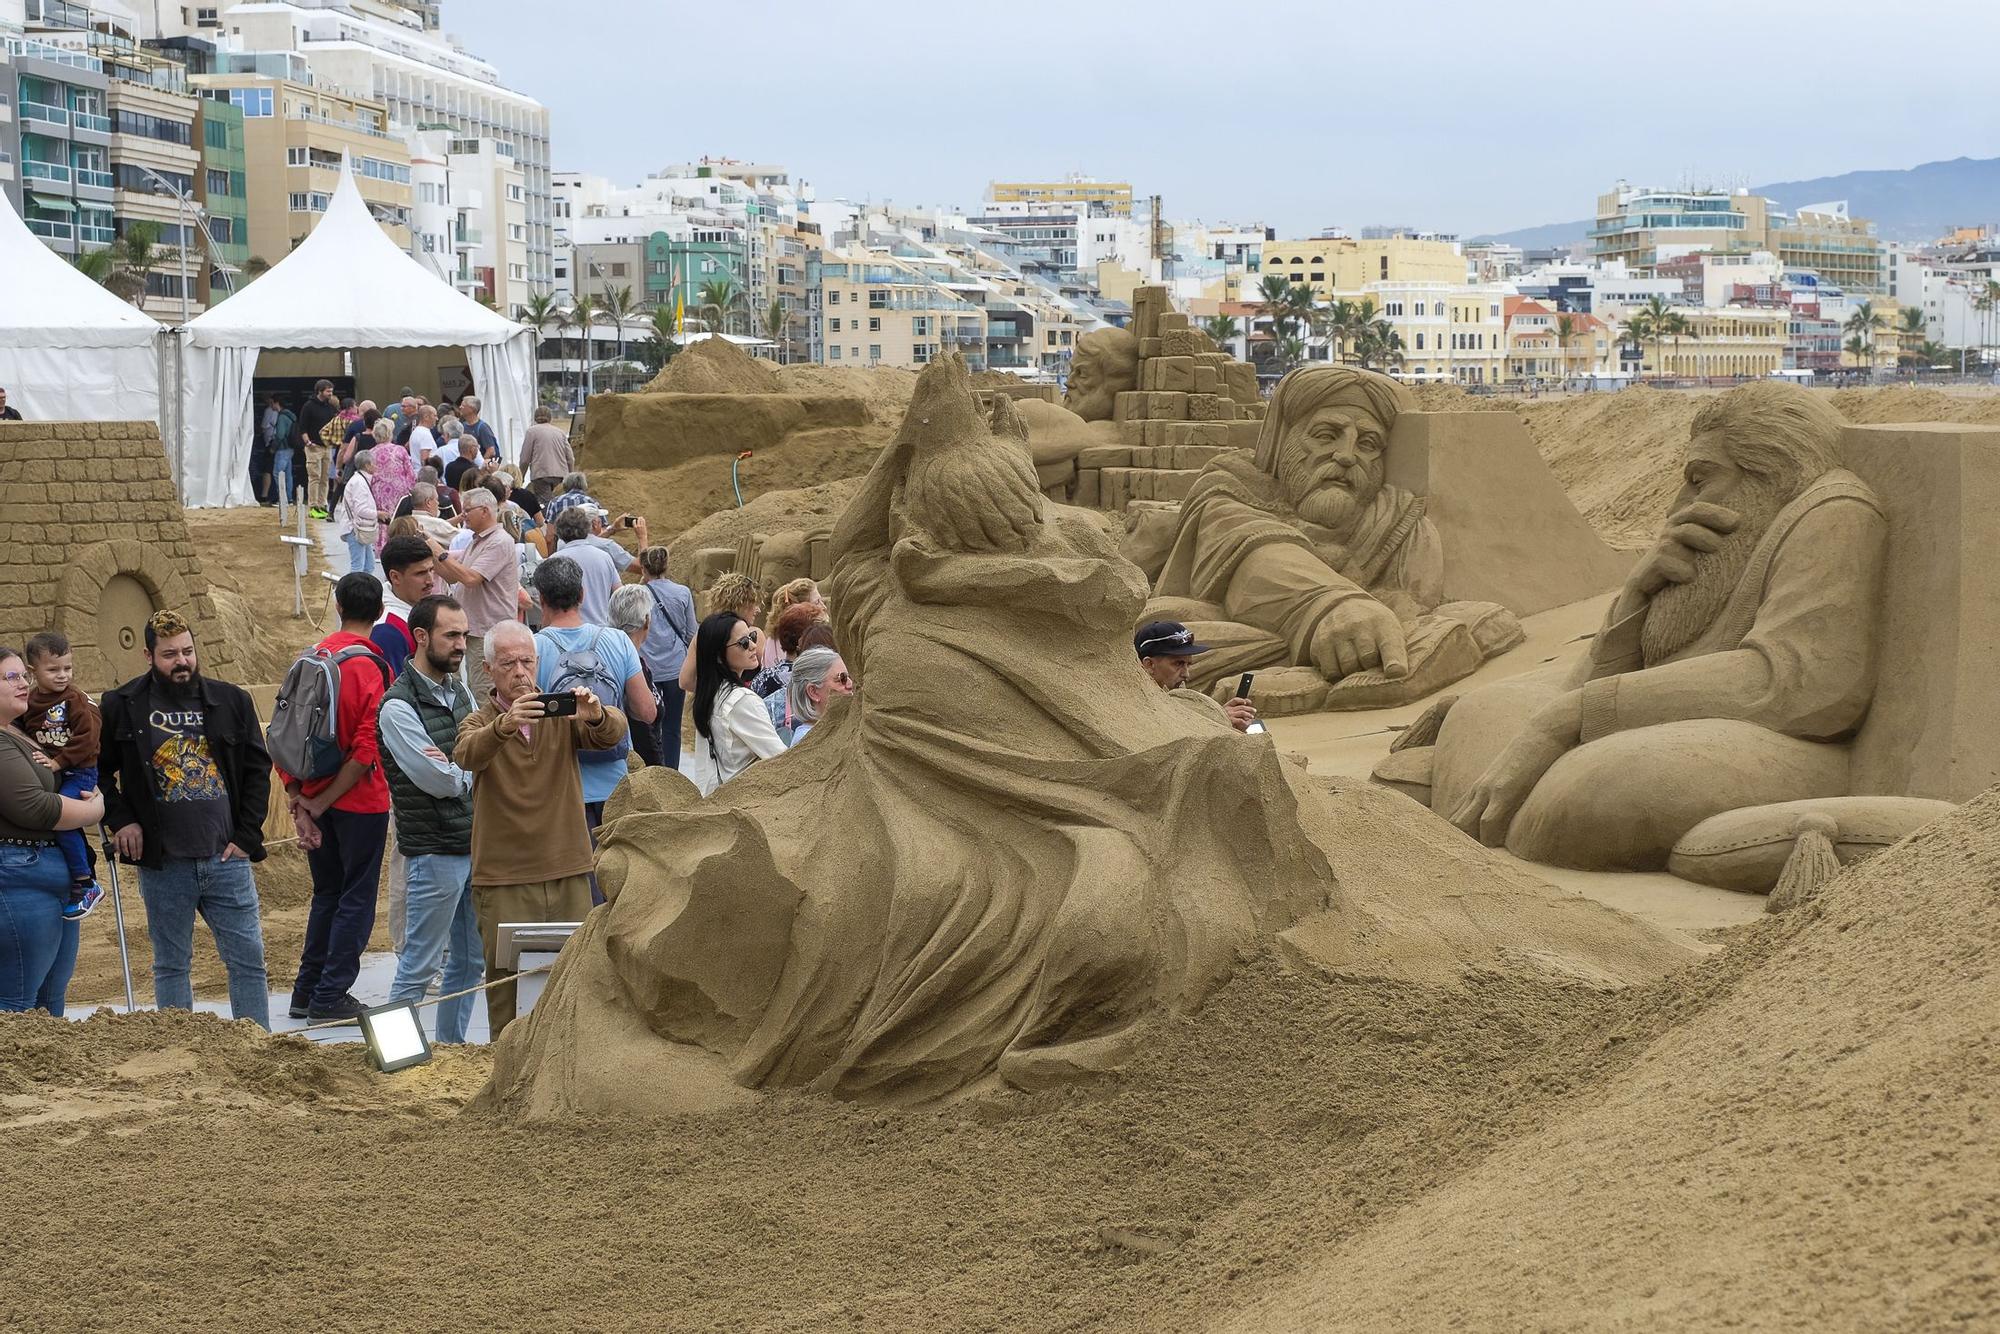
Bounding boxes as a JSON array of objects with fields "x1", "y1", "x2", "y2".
[
  {"x1": 1390, "y1": 695, "x2": 1458, "y2": 753},
  {"x1": 1766, "y1": 813, "x2": 1843, "y2": 914}
]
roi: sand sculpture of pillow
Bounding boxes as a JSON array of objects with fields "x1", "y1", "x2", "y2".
[{"x1": 1668, "y1": 795, "x2": 1957, "y2": 912}]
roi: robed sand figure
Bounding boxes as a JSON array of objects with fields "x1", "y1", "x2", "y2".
[
  {"x1": 1146, "y1": 365, "x2": 1520, "y2": 707},
  {"x1": 1388, "y1": 380, "x2": 1888, "y2": 870}
]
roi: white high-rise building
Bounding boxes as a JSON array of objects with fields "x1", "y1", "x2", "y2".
[{"x1": 151, "y1": 0, "x2": 551, "y2": 313}]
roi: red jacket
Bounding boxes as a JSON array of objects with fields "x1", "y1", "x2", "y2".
[{"x1": 285, "y1": 630, "x2": 392, "y2": 814}]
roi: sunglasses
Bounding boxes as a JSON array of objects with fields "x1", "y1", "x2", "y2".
[
  {"x1": 831, "y1": 672, "x2": 853, "y2": 686},
  {"x1": 729, "y1": 633, "x2": 759, "y2": 652}
]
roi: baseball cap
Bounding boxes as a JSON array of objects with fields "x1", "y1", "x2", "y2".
[{"x1": 1134, "y1": 620, "x2": 1210, "y2": 658}]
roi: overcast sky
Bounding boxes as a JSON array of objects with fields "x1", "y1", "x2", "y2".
[{"x1": 456, "y1": 0, "x2": 2000, "y2": 237}]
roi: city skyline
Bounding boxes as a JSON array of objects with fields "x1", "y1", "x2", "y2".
[{"x1": 461, "y1": 0, "x2": 2000, "y2": 236}]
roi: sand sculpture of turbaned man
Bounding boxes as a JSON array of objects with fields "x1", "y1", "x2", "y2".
[{"x1": 1144, "y1": 365, "x2": 1521, "y2": 711}]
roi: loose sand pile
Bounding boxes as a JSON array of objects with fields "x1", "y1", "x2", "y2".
[
  {"x1": 637, "y1": 335, "x2": 781, "y2": 396},
  {"x1": 774, "y1": 362, "x2": 919, "y2": 425},
  {"x1": 2, "y1": 794, "x2": 1990, "y2": 1330}
]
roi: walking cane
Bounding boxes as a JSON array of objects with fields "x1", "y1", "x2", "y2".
[{"x1": 99, "y1": 830, "x2": 137, "y2": 1013}]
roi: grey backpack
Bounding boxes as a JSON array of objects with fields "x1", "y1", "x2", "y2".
[{"x1": 267, "y1": 643, "x2": 388, "y2": 780}]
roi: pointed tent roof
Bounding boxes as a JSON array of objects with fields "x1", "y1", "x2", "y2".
[
  {"x1": 0, "y1": 188, "x2": 164, "y2": 349},
  {"x1": 183, "y1": 154, "x2": 526, "y2": 350}
]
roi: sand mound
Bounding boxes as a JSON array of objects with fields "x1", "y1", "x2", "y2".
[
  {"x1": 1411, "y1": 383, "x2": 1509, "y2": 412},
  {"x1": 774, "y1": 363, "x2": 918, "y2": 423},
  {"x1": 1207, "y1": 788, "x2": 2000, "y2": 1332},
  {"x1": 639, "y1": 336, "x2": 780, "y2": 395},
  {"x1": 659, "y1": 475, "x2": 865, "y2": 585}
]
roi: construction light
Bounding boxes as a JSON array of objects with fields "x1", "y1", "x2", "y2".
[{"x1": 358, "y1": 1002, "x2": 433, "y2": 1073}]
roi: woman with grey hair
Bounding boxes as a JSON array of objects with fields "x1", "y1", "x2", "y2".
[
  {"x1": 771, "y1": 646, "x2": 854, "y2": 747},
  {"x1": 608, "y1": 583, "x2": 670, "y2": 767},
  {"x1": 335, "y1": 447, "x2": 380, "y2": 573}
]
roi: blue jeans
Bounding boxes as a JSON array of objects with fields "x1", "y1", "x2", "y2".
[
  {"x1": 55, "y1": 765, "x2": 97, "y2": 890},
  {"x1": 387, "y1": 852, "x2": 483, "y2": 1044},
  {"x1": 0, "y1": 844, "x2": 76, "y2": 1014},
  {"x1": 294, "y1": 807, "x2": 389, "y2": 1010},
  {"x1": 344, "y1": 532, "x2": 377, "y2": 574},
  {"x1": 139, "y1": 854, "x2": 271, "y2": 1029},
  {"x1": 273, "y1": 449, "x2": 294, "y2": 505}
]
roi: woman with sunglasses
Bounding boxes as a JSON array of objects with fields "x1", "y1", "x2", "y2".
[{"x1": 692, "y1": 611, "x2": 786, "y2": 786}]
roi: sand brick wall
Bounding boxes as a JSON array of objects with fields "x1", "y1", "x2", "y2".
[{"x1": 0, "y1": 421, "x2": 240, "y2": 692}]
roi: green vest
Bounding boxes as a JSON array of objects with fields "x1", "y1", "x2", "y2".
[{"x1": 379, "y1": 668, "x2": 474, "y2": 857}]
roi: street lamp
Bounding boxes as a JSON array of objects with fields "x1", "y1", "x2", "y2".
[{"x1": 139, "y1": 165, "x2": 237, "y2": 323}]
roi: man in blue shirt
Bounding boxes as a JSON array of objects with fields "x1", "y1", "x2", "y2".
[
  {"x1": 530, "y1": 556, "x2": 657, "y2": 831},
  {"x1": 460, "y1": 394, "x2": 502, "y2": 463}
]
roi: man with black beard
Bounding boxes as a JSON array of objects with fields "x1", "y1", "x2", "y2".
[
  {"x1": 1427, "y1": 380, "x2": 1885, "y2": 867},
  {"x1": 1146, "y1": 365, "x2": 1519, "y2": 698},
  {"x1": 100, "y1": 610, "x2": 274, "y2": 1028}
]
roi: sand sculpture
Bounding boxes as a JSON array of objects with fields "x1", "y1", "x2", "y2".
[
  {"x1": 582, "y1": 336, "x2": 871, "y2": 470},
  {"x1": 1380, "y1": 381, "x2": 1975, "y2": 902},
  {"x1": 1139, "y1": 366, "x2": 1523, "y2": 713},
  {"x1": 476, "y1": 357, "x2": 1690, "y2": 1116},
  {"x1": 0, "y1": 421, "x2": 242, "y2": 692}
]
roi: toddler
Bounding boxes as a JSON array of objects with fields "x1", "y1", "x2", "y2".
[{"x1": 20, "y1": 632, "x2": 104, "y2": 920}]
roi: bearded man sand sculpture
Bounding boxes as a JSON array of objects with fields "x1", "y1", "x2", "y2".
[
  {"x1": 1145, "y1": 365, "x2": 1521, "y2": 709},
  {"x1": 1064, "y1": 327, "x2": 1141, "y2": 421},
  {"x1": 1392, "y1": 381, "x2": 1887, "y2": 871}
]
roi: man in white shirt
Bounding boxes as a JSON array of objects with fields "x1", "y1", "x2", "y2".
[{"x1": 407, "y1": 404, "x2": 440, "y2": 471}]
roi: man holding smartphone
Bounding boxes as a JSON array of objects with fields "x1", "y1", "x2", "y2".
[
  {"x1": 1134, "y1": 620, "x2": 1258, "y2": 733},
  {"x1": 453, "y1": 619, "x2": 627, "y2": 1035}
]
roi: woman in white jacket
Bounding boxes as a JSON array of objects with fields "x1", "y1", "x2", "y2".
[
  {"x1": 692, "y1": 610, "x2": 786, "y2": 786},
  {"x1": 334, "y1": 447, "x2": 380, "y2": 574}
]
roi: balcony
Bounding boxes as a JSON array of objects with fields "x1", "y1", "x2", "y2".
[
  {"x1": 73, "y1": 110, "x2": 111, "y2": 133},
  {"x1": 21, "y1": 159, "x2": 72, "y2": 184},
  {"x1": 26, "y1": 217, "x2": 73, "y2": 241},
  {"x1": 74, "y1": 168, "x2": 114, "y2": 189},
  {"x1": 19, "y1": 100, "x2": 69, "y2": 128},
  {"x1": 79, "y1": 223, "x2": 114, "y2": 244}
]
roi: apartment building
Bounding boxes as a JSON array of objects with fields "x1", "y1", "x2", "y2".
[
  {"x1": 986, "y1": 173, "x2": 1132, "y2": 218},
  {"x1": 1593, "y1": 181, "x2": 1884, "y2": 293},
  {"x1": 1261, "y1": 233, "x2": 1469, "y2": 298},
  {"x1": 1365, "y1": 281, "x2": 1510, "y2": 385},
  {"x1": 1501, "y1": 298, "x2": 1612, "y2": 382},
  {"x1": 6, "y1": 32, "x2": 113, "y2": 260},
  {"x1": 814, "y1": 244, "x2": 986, "y2": 370},
  {"x1": 160, "y1": 0, "x2": 553, "y2": 310},
  {"x1": 189, "y1": 70, "x2": 410, "y2": 262},
  {"x1": 195, "y1": 92, "x2": 249, "y2": 301},
  {"x1": 1635, "y1": 306, "x2": 1787, "y2": 378}
]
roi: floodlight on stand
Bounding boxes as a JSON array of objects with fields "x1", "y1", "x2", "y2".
[{"x1": 358, "y1": 1001, "x2": 432, "y2": 1073}]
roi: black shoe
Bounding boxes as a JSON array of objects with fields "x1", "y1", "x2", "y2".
[
  {"x1": 287, "y1": 1000, "x2": 311, "y2": 1020},
  {"x1": 306, "y1": 993, "x2": 366, "y2": 1023}
]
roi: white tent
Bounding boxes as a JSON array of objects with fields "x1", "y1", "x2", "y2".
[
  {"x1": 0, "y1": 187, "x2": 165, "y2": 422},
  {"x1": 176, "y1": 156, "x2": 536, "y2": 507}
]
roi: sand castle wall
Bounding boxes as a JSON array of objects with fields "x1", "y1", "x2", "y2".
[{"x1": 0, "y1": 421, "x2": 242, "y2": 693}]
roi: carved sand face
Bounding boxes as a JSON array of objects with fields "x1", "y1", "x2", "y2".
[
  {"x1": 1275, "y1": 404, "x2": 1389, "y2": 532},
  {"x1": 1641, "y1": 431, "x2": 1787, "y2": 666},
  {"x1": 1063, "y1": 335, "x2": 1138, "y2": 422}
]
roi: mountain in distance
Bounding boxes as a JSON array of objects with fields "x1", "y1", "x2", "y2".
[{"x1": 1477, "y1": 155, "x2": 2000, "y2": 249}]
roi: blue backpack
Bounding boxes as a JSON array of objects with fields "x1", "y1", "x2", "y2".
[{"x1": 546, "y1": 629, "x2": 632, "y2": 766}]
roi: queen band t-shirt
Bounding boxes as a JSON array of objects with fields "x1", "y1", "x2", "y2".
[{"x1": 146, "y1": 684, "x2": 233, "y2": 861}]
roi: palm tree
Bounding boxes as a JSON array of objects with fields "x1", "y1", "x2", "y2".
[
  {"x1": 643, "y1": 303, "x2": 680, "y2": 372},
  {"x1": 1896, "y1": 306, "x2": 1926, "y2": 370},
  {"x1": 697, "y1": 277, "x2": 742, "y2": 336},
  {"x1": 1203, "y1": 314, "x2": 1239, "y2": 349},
  {"x1": 1636, "y1": 295, "x2": 1676, "y2": 382},
  {"x1": 568, "y1": 293, "x2": 599, "y2": 401},
  {"x1": 763, "y1": 297, "x2": 790, "y2": 362},
  {"x1": 1255, "y1": 273, "x2": 1295, "y2": 366},
  {"x1": 1555, "y1": 313, "x2": 1578, "y2": 379},
  {"x1": 1844, "y1": 334, "x2": 1869, "y2": 373},
  {"x1": 1620, "y1": 312, "x2": 1654, "y2": 376},
  {"x1": 1351, "y1": 322, "x2": 1404, "y2": 370},
  {"x1": 599, "y1": 284, "x2": 636, "y2": 372},
  {"x1": 1314, "y1": 298, "x2": 1360, "y2": 363},
  {"x1": 241, "y1": 255, "x2": 271, "y2": 282},
  {"x1": 1662, "y1": 310, "x2": 1691, "y2": 377},
  {"x1": 520, "y1": 290, "x2": 559, "y2": 397},
  {"x1": 74, "y1": 221, "x2": 166, "y2": 306},
  {"x1": 1286, "y1": 284, "x2": 1319, "y2": 358},
  {"x1": 1844, "y1": 301, "x2": 1884, "y2": 374},
  {"x1": 1275, "y1": 333, "x2": 1308, "y2": 374}
]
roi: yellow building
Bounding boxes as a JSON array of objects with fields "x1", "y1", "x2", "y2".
[
  {"x1": 190, "y1": 73, "x2": 411, "y2": 266},
  {"x1": 1636, "y1": 307, "x2": 1787, "y2": 378},
  {"x1": 986, "y1": 175, "x2": 1133, "y2": 218},
  {"x1": 1594, "y1": 182, "x2": 1884, "y2": 293},
  {"x1": 1769, "y1": 207, "x2": 1883, "y2": 295},
  {"x1": 105, "y1": 80, "x2": 204, "y2": 321},
  {"x1": 1261, "y1": 235, "x2": 1467, "y2": 298}
]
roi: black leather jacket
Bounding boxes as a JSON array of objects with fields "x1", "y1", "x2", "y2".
[{"x1": 100, "y1": 671, "x2": 271, "y2": 868}]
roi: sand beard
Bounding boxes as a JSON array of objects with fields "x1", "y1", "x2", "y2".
[
  {"x1": 1640, "y1": 479, "x2": 1787, "y2": 666},
  {"x1": 1280, "y1": 453, "x2": 1381, "y2": 539}
]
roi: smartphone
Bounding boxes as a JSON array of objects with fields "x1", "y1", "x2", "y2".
[
  {"x1": 620, "y1": 514, "x2": 637, "y2": 529},
  {"x1": 534, "y1": 691, "x2": 579, "y2": 717},
  {"x1": 1235, "y1": 672, "x2": 1255, "y2": 701}
]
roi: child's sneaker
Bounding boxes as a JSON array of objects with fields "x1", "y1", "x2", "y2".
[{"x1": 62, "y1": 883, "x2": 104, "y2": 921}]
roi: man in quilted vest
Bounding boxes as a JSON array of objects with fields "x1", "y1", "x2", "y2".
[{"x1": 379, "y1": 595, "x2": 483, "y2": 1043}]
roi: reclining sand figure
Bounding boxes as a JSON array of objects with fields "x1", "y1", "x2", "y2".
[
  {"x1": 1143, "y1": 365, "x2": 1520, "y2": 706},
  {"x1": 1394, "y1": 381, "x2": 1887, "y2": 870},
  {"x1": 1062, "y1": 327, "x2": 1140, "y2": 422},
  {"x1": 476, "y1": 356, "x2": 1343, "y2": 1108}
]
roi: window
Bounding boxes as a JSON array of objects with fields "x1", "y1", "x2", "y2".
[
  {"x1": 116, "y1": 165, "x2": 192, "y2": 196},
  {"x1": 286, "y1": 191, "x2": 331, "y2": 213},
  {"x1": 850, "y1": 346, "x2": 859, "y2": 359},
  {"x1": 206, "y1": 168, "x2": 229, "y2": 196},
  {"x1": 650, "y1": 260, "x2": 669, "y2": 276},
  {"x1": 912, "y1": 316, "x2": 928, "y2": 336},
  {"x1": 112, "y1": 109, "x2": 193, "y2": 145},
  {"x1": 829, "y1": 318, "x2": 841, "y2": 332},
  {"x1": 868, "y1": 289, "x2": 888, "y2": 309},
  {"x1": 830, "y1": 346, "x2": 842, "y2": 360},
  {"x1": 203, "y1": 119, "x2": 229, "y2": 150},
  {"x1": 228, "y1": 87, "x2": 274, "y2": 118},
  {"x1": 607, "y1": 258, "x2": 621, "y2": 275},
  {"x1": 829, "y1": 289, "x2": 841, "y2": 305},
  {"x1": 287, "y1": 147, "x2": 308, "y2": 167},
  {"x1": 869, "y1": 344, "x2": 882, "y2": 362},
  {"x1": 1415, "y1": 333, "x2": 1425, "y2": 350},
  {"x1": 207, "y1": 216, "x2": 235, "y2": 245},
  {"x1": 867, "y1": 317, "x2": 881, "y2": 332},
  {"x1": 419, "y1": 181, "x2": 436, "y2": 203}
]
